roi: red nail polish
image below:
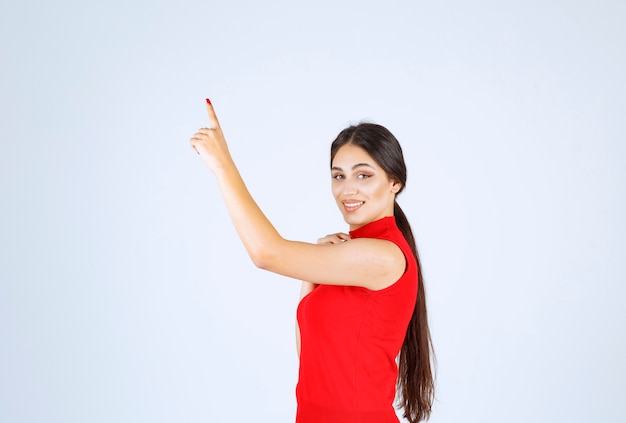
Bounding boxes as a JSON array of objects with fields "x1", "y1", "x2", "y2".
[{"x1": 206, "y1": 98, "x2": 212, "y2": 105}]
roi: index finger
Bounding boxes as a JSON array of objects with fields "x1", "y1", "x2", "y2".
[{"x1": 205, "y1": 98, "x2": 221, "y2": 129}]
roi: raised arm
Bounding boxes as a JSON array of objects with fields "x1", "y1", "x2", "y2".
[{"x1": 189, "y1": 100, "x2": 405, "y2": 290}]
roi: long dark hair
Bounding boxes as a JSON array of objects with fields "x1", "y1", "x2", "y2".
[{"x1": 330, "y1": 123, "x2": 435, "y2": 422}]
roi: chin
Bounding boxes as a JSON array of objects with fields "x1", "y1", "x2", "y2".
[{"x1": 342, "y1": 214, "x2": 367, "y2": 228}]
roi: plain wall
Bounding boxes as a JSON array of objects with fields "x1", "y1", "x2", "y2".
[{"x1": 1, "y1": 0, "x2": 624, "y2": 422}]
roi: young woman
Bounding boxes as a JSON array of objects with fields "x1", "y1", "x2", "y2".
[{"x1": 190, "y1": 99, "x2": 434, "y2": 423}]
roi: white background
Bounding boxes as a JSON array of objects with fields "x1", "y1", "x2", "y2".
[{"x1": 1, "y1": 1, "x2": 624, "y2": 422}]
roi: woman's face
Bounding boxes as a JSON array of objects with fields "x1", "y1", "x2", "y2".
[{"x1": 331, "y1": 143, "x2": 401, "y2": 231}]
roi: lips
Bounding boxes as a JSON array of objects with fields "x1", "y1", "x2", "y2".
[{"x1": 343, "y1": 201, "x2": 364, "y2": 212}]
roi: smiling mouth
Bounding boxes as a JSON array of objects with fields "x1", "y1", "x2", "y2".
[{"x1": 343, "y1": 201, "x2": 364, "y2": 211}]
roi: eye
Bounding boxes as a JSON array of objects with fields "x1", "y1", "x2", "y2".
[
  {"x1": 357, "y1": 173, "x2": 371, "y2": 179},
  {"x1": 332, "y1": 174, "x2": 344, "y2": 180}
]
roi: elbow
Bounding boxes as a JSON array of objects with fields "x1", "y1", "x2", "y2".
[
  {"x1": 248, "y1": 237, "x2": 285, "y2": 271},
  {"x1": 250, "y1": 249, "x2": 273, "y2": 270}
]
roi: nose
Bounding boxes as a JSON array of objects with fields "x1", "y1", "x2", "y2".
[{"x1": 343, "y1": 179, "x2": 358, "y2": 196}]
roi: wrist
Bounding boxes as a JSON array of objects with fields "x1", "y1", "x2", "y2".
[
  {"x1": 210, "y1": 155, "x2": 239, "y2": 179},
  {"x1": 205, "y1": 151, "x2": 235, "y2": 174}
]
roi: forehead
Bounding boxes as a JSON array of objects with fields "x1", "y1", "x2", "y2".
[{"x1": 331, "y1": 144, "x2": 378, "y2": 168}]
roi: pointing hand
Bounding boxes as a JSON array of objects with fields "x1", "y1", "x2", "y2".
[{"x1": 190, "y1": 99, "x2": 232, "y2": 172}]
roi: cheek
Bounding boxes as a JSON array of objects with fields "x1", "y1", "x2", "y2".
[{"x1": 368, "y1": 181, "x2": 389, "y2": 198}]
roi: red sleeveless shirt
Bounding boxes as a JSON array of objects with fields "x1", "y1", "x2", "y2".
[{"x1": 296, "y1": 216, "x2": 418, "y2": 423}]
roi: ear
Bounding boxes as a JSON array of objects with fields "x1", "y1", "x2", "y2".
[{"x1": 391, "y1": 179, "x2": 402, "y2": 194}]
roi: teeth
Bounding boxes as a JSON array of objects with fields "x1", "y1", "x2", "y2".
[{"x1": 345, "y1": 202, "x2": 363, "y2": 207}]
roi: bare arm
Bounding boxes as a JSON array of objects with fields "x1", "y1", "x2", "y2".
[{"x1": 190, "y1": 101, "x2": 405, "y2": 290}]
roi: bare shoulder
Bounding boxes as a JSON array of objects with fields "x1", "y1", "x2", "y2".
[
  {"x1": 332, "y1": 237, "x2": 407, "y2": 290},
  {"x1": 342, "y1": 237, "x2": 404, "y2": 258}
]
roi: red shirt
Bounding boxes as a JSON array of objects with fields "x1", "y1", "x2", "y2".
[{"x1": 296, "y1": 216, "x2": 418, "y2": 423}]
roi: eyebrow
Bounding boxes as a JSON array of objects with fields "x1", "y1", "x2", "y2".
[{"x1": 331, "y1": 163, "x2": 375, "y2": 171}]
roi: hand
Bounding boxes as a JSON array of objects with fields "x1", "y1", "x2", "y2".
[
  {"x1": 189, "y1": 99, "x2": 232, "y2": 172},
  {"x1": 316, "y1": 233, "x2": 351, "y2": 245}
]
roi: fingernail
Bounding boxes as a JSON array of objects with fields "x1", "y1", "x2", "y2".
[{"x1": 206, "y1": 98, "x2": 212, "y2": 105}]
